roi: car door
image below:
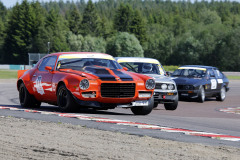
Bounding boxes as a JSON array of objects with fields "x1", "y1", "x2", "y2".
[
  {"x1": 208, "y1": 69, "x2": 218, "y2": 94},
  {"x1": 32, "y1": 56, "x2": 57, "y2": 102},
  {"x1": 214, "y1": 69, "x2": 224, "y2": 92}
]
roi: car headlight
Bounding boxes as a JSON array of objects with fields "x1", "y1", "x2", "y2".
[
  {"x1": 146, "y1": 79, "x2": 155, "y2": 90},
  {"x1": 80, "y1": 79, "x2": 89, "y2": 90},
  {"x1": 167, "y1": 84, "x2": 174, "y2": 90},
  {"x1": 161, "y1": 84, "x2": 167, "y2": 90}
]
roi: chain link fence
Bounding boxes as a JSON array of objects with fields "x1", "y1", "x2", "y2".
[{"x1": 28, "y1": 53, "x2": 47, "y2": 66}]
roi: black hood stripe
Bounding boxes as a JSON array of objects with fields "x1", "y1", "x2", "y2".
[
  {"x1": 84, "y1": 66, "x2": 116, "y2": 81},
  {"x1": 112, "y1": 70, "x2": 134, "y2": 81}
]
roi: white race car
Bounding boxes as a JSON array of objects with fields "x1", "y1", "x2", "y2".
[{"x1": 115, "y1": 57, "x2": 178, "y2": 110}]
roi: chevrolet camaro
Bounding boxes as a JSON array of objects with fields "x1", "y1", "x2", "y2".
[{"x1": 17, "y1": 52, "x2": 155, "y2": 115}]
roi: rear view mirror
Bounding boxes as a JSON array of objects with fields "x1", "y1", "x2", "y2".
[{"x1": 123, "y1": 67, "x2": 128, "y2": 71}]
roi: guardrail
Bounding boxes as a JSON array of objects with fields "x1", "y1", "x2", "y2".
[{"x1": 0, "y1": 65, "x2": 32, "y2": 70}]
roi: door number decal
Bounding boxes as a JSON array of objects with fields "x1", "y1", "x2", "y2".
[{"x1": 210, "y1": 79, "x2": 217, "y2": 89}]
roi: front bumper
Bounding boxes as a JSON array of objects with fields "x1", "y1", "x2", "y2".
[
  {"x1": 153, "y1": 91, "x2": 178, "y2": 103},
  {"x1": 178, "y1": 89, "x2": 199, "y2": 98},
  {"x1": 73, "y1": 95, "x2": 151, "y2": 109}
]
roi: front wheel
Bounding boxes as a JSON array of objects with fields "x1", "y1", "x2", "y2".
[
  {"x1": 57, "y1": 85, "x2": 78, "y2": 112},
  {"x1": 153, "y1": 102, "x2": 158, "y2": 108},
  {"x1": 164, "y1": 97, "x2": 178, "y2": 110},
  {"x1": 198, "y1": 86, "x2": 205, "y2": 103},
  {"x1": 131, "y1": 96, "x2": 154, "y2": 115},
  {"x1": 19, "y1": 83, "x2": 41, "y2": 108},
  {"x1": 216, "y1": 87, "x2": 226, "y2": 101}
]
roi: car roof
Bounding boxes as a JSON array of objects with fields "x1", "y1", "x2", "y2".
[
  {"x1": 47, "y1": 52, "x2": 110, "y2": 56},
  {"x1": 43, "y1": 52, "x2": 114, "y2": 60},
  {"x1": 179, "y1": 65, "x2": 217, "y2": 70},
  {"x1": 115, "y1": 57, "x2": 160, "y2": 64}
]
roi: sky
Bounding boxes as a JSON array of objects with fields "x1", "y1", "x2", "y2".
[{"x1": 1, "y1": 0, "x2": 240, "y2": 8}]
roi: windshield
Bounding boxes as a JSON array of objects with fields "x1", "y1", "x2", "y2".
[
  {"x1": 172, "y1": 68, "x2": 206, "y2": 78},
  {"x1": 119, "y1": 62, "x2": 165, "y2": 75},
  {"x1": 57, "y1": 58, "x2": 122, "y2": 70}
]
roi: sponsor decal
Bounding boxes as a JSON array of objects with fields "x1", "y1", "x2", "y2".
[
  {"x1": 35, "y1": 76, "x2": 45, "y2": 95},
  {"x1": 217, "y1": 79, "x2": 223, "y2": 83}
]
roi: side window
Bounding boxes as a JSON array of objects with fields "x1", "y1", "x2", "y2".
[
  {"x1": 209, "y1": 69, "x2": 215, "y2": 78},
  {"x1": 214, "y1": 69, "x2": 223, "y2": 79},
  {"x1": 38, "y1": 56, "x2": 57, "y2": 71}
]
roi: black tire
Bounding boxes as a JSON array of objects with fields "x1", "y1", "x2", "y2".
[
  {"x1": 164, "y1": 97, "x2": 178, "y2": 110},
  {"x1": 19, "y1": 83, "x2": 41, "y2": 108},
  {"x1": 198, "y1": 86, "x2": 205, "y2": 103},
  {"x1": 57, "y1": 85, "x2": 78, "y2": 112},
  {"x1": 153, "y1": 102, "x2": 158, "y2": 108},
  {"x1": 131, "y1": 96, "x2": 154, "y2": 115},
  {"x1": 216, "y1": 87, "x2": 226, "y2": 101}
]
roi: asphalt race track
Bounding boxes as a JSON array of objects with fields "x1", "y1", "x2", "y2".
[{"x1": 0, "y1": 79, "x2": 239, "y2": 148}]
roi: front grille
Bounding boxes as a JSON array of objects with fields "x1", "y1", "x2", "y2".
[
  {"x1": 101, "y1": 83, "x2": 135, "y2": 98},
  {"x1": 177, "y1": 85, "x2": 184, "y2": 90},
  {"x1": 155, "y1": 83, "x2": 163, "y2": 89}
]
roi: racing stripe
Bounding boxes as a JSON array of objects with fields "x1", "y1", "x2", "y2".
[
  {"x1": 112, "y1": 70, "x2": 134, "y2": 81},
  {"x1": 85, "y1": 67, "x2": 116, "y2": 81}
]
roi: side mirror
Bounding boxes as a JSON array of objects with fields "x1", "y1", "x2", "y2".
[
  {"x1": 45, "y1": 66, "x2": 52, "y2": 71},
  {"x1": 123, "y1": 67, "x2": 128, "y2": 71}
]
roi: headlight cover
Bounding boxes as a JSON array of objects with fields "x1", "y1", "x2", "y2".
[
  {"x1": 167, "y1": 84, "x2": 174, "y2": 90},
  {"x1": 79, "y1": 79, "x2": 90, "y2": 90},
  {"x1": 146, "y1": 79, "x2": 155, "y2": 90},
  {"x1": 161, "y1": 84, "x2": 167, "y2": 90}
]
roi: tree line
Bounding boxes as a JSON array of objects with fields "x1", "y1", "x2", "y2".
[{"x1": 0, "y1": 0, "x2": 240, "y2": 71}]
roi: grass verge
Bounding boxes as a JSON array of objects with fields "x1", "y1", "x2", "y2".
[{"x1": 0, "y1": 70, "x2": 18, "y2": 79}]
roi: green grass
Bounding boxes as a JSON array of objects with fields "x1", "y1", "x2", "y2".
[
  {"x1": 226, "y1": 75, "x2": 240, "y2": 80},
  {"x1": 0, "y1": 70, "x2": 18, "y2": 79},
  {"x1": 163, "y1": 65, "x2": 179, "y2": 72}
]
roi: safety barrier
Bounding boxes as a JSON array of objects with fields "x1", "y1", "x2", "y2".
[{"x1": 0, "y1": 65, "x2": 32, "y2": 70}]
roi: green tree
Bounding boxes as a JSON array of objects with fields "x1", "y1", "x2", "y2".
[
  {"x1": 80, "y1": 0, "x2": 101, "y2": 37},
  {"x1": 106, "y1": 32, "x2": 143, "y2": 57},
  {"x1": 129, "y1": 10, "x2": 147, "y2": 45},
  {"x1": 218, "y1": 27, "x2": 240, "y2": 71},
  {"x1": 67, "y1": 31, "x2": 84, "y2": 51},
  {"x1": 199, "y1": 9, "x2": 221, "y2": 25},
  {"x1": 113, "y1": 3, "x2": 133, "y2": 32},
  {"x1": 45, "y1": 9, "x2": 69, "y2": 52},
  {"x1": 81, "y1": 35, "x2": 106, "y2": 52},
  {"x1": 3, "y1": 0, "x2": 35, "y2": 64},
  {"x1": 30, "y1": 1, "x2": 49, "y2": 53},
  {"x1": 66, "y1": 5, "x2": 82, "y2": 35}
]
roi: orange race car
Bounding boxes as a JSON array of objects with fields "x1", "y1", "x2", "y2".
[{"x1": 17, "y1": 52, "x2": 155, "y2": 115}]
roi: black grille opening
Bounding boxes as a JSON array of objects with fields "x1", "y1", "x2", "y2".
[{"x1": 101, "y1": 83, "x2": 135, "y2": 98}]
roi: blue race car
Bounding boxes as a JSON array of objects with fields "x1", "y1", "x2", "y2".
[{"x1": 171, "y1": 65, "x2": 229, "y2": 103}]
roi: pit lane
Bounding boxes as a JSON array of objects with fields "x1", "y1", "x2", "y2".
[{"x1": 0, "y1": 79, "x2": 239, "y2": 148}]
